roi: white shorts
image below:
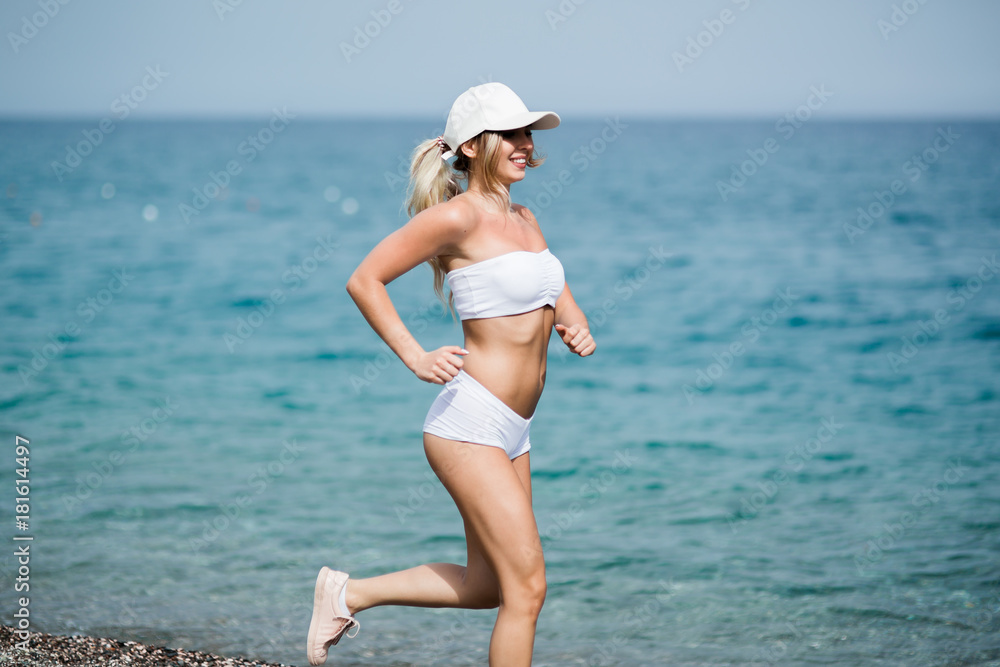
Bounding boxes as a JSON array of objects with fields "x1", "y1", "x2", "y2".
[{"x1": 422, "y1": 370, "x2": 532, "y2": 460}]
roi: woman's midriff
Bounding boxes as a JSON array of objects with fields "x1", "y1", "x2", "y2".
[{"x1": 459, "y1": 306, "x2": 555, "y2": 420}]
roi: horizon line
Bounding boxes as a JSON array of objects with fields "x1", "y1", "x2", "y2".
[{"x1": 1, "y1": 112, "x2": 999, "y2": 123}]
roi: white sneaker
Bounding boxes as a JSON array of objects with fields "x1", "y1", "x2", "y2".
[{"x1": 306, "y1": 567, "x2": 360, "y2": 665}]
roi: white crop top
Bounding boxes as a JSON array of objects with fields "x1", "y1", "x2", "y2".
[{"x1": 446, "y1": 249, "x2": 565, "y2": 321}]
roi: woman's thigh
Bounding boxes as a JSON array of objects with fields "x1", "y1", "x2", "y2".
[
  {"x1": 423, "y1": 434, "x2": 544, "y2": 588},
  {"x1": 512, "y1": 451, "x2": 532, "y2": 505},
  {"x1": 461, "y1": 451, "x2": 533, "y2": 604}
]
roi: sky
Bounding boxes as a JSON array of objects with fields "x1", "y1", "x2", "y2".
[{"x1": 1, "y1": 0, "x2": 999, "y2": 120}]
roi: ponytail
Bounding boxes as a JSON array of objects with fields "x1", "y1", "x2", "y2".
[{"x1": 406, "y1": 138, "x2": 462, "y2": 317}]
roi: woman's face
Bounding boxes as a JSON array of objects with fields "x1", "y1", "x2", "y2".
[{"x1": 496, "y1": 126, "x2": 534, "y2": 185}]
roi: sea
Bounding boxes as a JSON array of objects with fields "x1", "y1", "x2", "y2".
[{"x1": 1, "y1": 116, "x2": 998, "y2": 666}]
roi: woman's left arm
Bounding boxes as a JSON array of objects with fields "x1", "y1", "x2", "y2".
[
  {"x1": 514, "y1": 204, "x2": 596, "y2": 358},
  {"x1": 554, "y1": 284, "x2": 596, "y2": 357}
]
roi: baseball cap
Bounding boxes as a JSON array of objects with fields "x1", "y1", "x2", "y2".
[{"x1": 440, "y1": 83, "x2": 560, "y2": 159}]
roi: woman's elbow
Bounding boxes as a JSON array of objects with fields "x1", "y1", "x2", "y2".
[
  {"x1": 345, "y1": 270, "x2": 365, "y2": 297},
  {"x1": 346, "y1": 271, "x2": 384, "y2": 303}
]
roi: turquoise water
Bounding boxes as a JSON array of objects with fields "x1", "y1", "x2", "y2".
[{"x1": 1, "y1": 118, "x2": 999, "y2": 665}]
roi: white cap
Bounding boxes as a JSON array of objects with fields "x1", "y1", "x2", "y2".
[{"x1": 440, "y1": 83, "x2": 560, "y2": 159}]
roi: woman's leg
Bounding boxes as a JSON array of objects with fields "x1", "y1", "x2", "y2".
[
  {"x1": 344, "y1": 511, "x2": 500, "y2": 612},
  {"x1": 427, "y1": 436, "x2": 545, "y2": 666},
  {"x1": 344, "y1": 435, "x2": 500, "y2": 613},
  {"x1": 344, "y1": 441, "x2": 530, "y2": 615},
  {"x1": 346, "y1": 436, "x2": 544, "y2": 666}
]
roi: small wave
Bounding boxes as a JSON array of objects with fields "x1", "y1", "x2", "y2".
[
  {"x1": 858, "y1": 338, "x2": 888, "y2": 354},
  {"x1": 779, "y1": 584, "x2": 857, "y2": 597},
  {"x1": 532, "y1": 468, "x2": 580, "y2": 480},
  {"x1": 975, "y1": 389, "x2": 996, "y2": 402},
  {"x1": 562, "y1": 377, "x2": 608, "y2": 390},
  {"x1": 971, "y1": 325, "x2": 1000, "y2": 341},
  {"x1": 262, "y1": 388, "x2": 290, "y2": 399},
  {"x1": 795, "y1": 465, "x2": 871, "y2": 483},
  {"x1": 961, "y1": 520, "x2": 1000, "y2": 531},
  {"x1": 229, "y1": 297, "x2": 272, "y2": 308},
  {"x1": 828, "y1": 605, "x2": 941, "y2": 625},
  {"x1": 818, "y1": 452, "x2": 854, "y2": 462},
  {"x1": 668, "y1": 514, "x2": 726, "y2": 526},
  {"x1": 644, "y1": 440, "x2": 729, "y2": 455},
  {"x1": 891, "y1": 210, "x2": 938, "y2": 226},
  {"x1": 893, "y1": 404, "x2": 931, "y2": 416}
]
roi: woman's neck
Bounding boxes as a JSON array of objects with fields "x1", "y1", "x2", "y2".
[{"x1": 466, "y1": 184, "x2": 511, "y2": 214}]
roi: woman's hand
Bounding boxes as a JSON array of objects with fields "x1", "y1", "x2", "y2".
[
  {"x1": 554, "y1": 324, "x2": 596, "y2": 357},
  {"x1": 411, "y1": 346, "x2": 468, "y2": 384}
]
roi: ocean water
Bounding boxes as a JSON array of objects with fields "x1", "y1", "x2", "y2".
[{"x1": 1, "y1": 117, "x2": 999, "y2": 666}]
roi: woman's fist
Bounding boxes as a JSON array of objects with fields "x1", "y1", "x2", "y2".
[
  {"x1": 554, "y1": 323, "x2": 596, "y2": 357},
  {"x1": 411, "y1": 346, "x2": 468, "y2": 384}
]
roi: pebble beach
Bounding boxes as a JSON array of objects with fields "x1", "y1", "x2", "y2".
[{"x1": 0, "y1": 626, "x2": 292, "y2": 667}]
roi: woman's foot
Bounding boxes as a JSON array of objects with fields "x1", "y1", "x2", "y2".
[{"x1": 306, "y1": 567, "x2": 360, "y2": 665}]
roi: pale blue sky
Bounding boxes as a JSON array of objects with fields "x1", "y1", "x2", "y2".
[{"x1": 1, "y1": 0, "x2": 998, "y2": 119}]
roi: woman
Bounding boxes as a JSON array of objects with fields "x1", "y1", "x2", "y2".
[{"x1": 307, "y1": 82, "x2": 596, "y2": 666}]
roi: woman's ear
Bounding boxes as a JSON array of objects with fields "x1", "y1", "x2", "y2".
[{"x1": 460, "y1": 141, "x2": 477, "y2": 160}]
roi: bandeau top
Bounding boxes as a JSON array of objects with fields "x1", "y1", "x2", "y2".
[{"x1": 446, "y1": 249, "x2": 565, "y2": 321}]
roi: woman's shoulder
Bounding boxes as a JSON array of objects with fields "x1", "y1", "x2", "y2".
[
  {"x1": 410, "y1": 194, "x2": 479, "y2": 233},
  {"x1": 511, "y1": 203, "x2": 541, "y2": 229}
]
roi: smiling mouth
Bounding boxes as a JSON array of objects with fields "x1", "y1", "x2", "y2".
[{"x1": 511, "y1": 157, "x2": 527, "y2": 166}]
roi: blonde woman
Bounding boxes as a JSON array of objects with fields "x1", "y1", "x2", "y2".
[{"x1": 307, "y1": 82, "x2": 596, "y2": 666}]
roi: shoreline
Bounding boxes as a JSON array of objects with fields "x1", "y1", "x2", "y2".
[{"x1": 0, "y1": 625, "x2": 294, "y2": 667}]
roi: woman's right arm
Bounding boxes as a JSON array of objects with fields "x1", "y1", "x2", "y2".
[{"x1": 345, "y1": 201, "x2": 470, "y2": 384}]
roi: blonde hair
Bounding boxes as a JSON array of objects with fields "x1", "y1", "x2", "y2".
[{"x1": 405, "y1": 131, "x2": 545, "y2": 316}]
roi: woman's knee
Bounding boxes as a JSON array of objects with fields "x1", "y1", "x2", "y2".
[{"x1": 501, "y1": 563, "x2": 547, "y2": 616}]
